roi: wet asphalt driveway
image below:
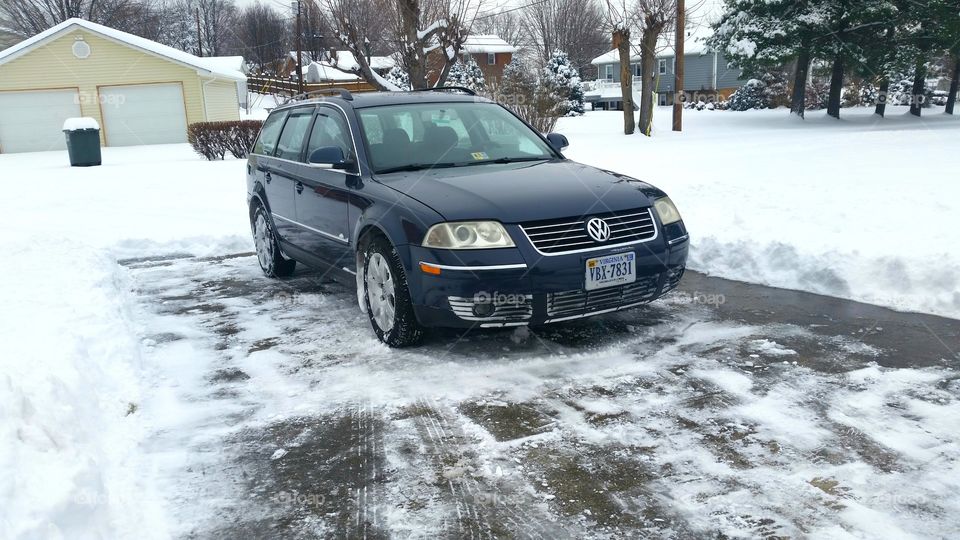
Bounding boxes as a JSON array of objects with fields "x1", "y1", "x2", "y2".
[{"x1": 123, "y1": 253, "x2": 960, "y2": 539}]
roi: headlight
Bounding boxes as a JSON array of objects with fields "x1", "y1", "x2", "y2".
[
  {"x1": 423, "y1": 221, "x2": 516, "y2": 249},
  {"x1": 654, "y1": 197, "x2": 682, "y2": 225}
]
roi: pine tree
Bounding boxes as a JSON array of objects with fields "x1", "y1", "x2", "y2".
[
  {"x1": 385, "y1": 66, "x2": 411, "y2": 91},
  {"x1": 543, "y1": 49, "x2": 584, "y2": 116},
  {"x1": 446, "y1": 57, "x2": 486, "y2": 93}
]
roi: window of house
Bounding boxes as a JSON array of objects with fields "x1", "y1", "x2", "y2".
[
  {"x1": 634, "y1": 64, "x2": 641, "y2": 77},
  {"x1": 605, "y1": 65, "x2": 613, "y2": 81},
  {"x1": 658, "y1": 59, "x2": 667, "y2": 75},
  {"x1": 487, "y1": 53, "x2": 496, "y2": 65}
]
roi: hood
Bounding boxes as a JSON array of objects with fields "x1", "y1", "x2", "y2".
[{"x1": 374, "y1": 160, "x2": 666, "y2": 223}]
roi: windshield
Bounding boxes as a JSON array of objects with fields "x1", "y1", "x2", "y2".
[{"x1": 356, "y1": 102, "x2": 556, "y2": 173}]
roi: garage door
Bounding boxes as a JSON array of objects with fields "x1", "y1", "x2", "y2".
[
  {"x1": 0, "y1": 89, "x2": 81, "y2": 153},
  {"x1": 100, "y1": 83, "x2": 188, "y2": 146}
]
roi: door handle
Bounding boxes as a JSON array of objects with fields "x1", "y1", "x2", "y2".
[
  {"x1": 296, "y1": 181, "x2": 304, "y2": 194},
  {"x1": 265, "y1": 171, "x2": 272, "y2": 183}
]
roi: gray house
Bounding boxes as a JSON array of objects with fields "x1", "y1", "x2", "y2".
[{"x1": 586, "y1": 44, "x2": 746, "y2": 109}]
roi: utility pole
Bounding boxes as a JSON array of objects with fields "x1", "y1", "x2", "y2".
[
  {"x1": 294, "y1": 0, "x2": 304, "y2": 94},
  {"x1": 195, "y1": 7, "x2": 203, "y2": 57},
  {"x1": 672, "y1": 0, "x2": 684, "y2": 132}
]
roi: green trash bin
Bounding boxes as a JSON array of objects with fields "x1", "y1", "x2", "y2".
[{"x1": 63, "y1": 118, "x2": 102, "y2": 167}]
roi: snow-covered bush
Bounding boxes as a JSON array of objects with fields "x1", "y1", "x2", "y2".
[
  {"x1": 491, "y1": 58, "x2": 562, "y2": 133},
  {"x1": 187, "y1": 120, "x2": 263, "y2": 161},
  {"x1": 543, "y1": 49, "x2": 584, "y2": 116},
  {"x1": 385, "y1": 66, "x2": 411, "y2": 91},
  {"x1": 857, "y1": 82, "x2": 880, "y2": 106},
  {"x1": 447, "y1": 57, "x2": 486, "y2": 93},
  {"x1": 728, "y1": 79, "x2": 768, "y2": 111},
  {"x1": 804, "y1": 79, "x2": 829, "y2": 110},
  {"x1": 760, "y1": 70, "x2": 790, "y2": 107}
]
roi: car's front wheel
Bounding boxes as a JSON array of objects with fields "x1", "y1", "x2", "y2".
[
  {"x1": 252, "y1": 204, "x2": 296, "y2": 278},
  {"x1": 362, "y1": 237, "x2": 424, "y2": 347}
]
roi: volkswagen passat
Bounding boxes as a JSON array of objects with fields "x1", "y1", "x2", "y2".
[{"x1": 246, "y1": 88, "x2": 689, "y2": 347}]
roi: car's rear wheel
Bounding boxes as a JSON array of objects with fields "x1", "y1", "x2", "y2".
[
  {"x1": 252, "y1": 204, "x2": 295, "y2": 278},
  {"x1": 362, "y1": 237, "x2": 424, "y2": 347}
]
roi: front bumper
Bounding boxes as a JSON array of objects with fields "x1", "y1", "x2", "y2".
[{"x1": 409, "y1": 223, "x2": 689, "y2": 328}]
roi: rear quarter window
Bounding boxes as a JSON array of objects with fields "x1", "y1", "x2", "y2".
[{"x1": 252, "y1": 111, "x2": 287, "y2": 156}]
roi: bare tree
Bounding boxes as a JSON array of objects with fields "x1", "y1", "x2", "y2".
[
  {"x1": 471, "y1": 9, "x2": 525, "y2": 49},
  {"x1": 602, "y1": 0, "x2": 638, "y2": 134},
  {"x1": 234, "y1": 2, "x2": 288, "y2": 73},
  {"x1": 324, "y1": 0, "x2": 481, "y2": 90},
  {"x1": 322, "y1": 0, "x2": 396, "y2": 88},
  {"x1": 0, "y1": 0, "x2": 160, "y2": 37},
  {"x1": 636, "y1": 0, "x2": 674, "y2": 136},
  {"x1": 521, "y1": 0, "x2": 608, "y2": 73}
]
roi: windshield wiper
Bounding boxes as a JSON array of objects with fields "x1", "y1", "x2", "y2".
[
  {"x1": 376, "y1": 163, "x2": 458, "y2": 174},
  {"x1": 459, "y1": 157, "x2": 550, "y2": 167}
]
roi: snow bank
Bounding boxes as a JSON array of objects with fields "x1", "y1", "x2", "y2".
[
  {"x1": 0, "y1": 144, "x2": 250, "y2": 537},
  {"x1": 556, "y1": 108, "x2": 960, "y2": 319},
  {"x1": 0, "y1": 242, "x2": 160, "y2": 538}
]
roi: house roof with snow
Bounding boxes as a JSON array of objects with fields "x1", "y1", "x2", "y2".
[
  {"x1": 0, "y1": 18, "x2": 246, "y2": 80},
  {"x1": 289, "y1": 50, "x2": 395, "y2": 72},
  {"x1": 462, "y1": 35, "x2": 516, "y2": 54},
  {"x1": 590, "y1": 26, "x2": 713, "y2": 65}
]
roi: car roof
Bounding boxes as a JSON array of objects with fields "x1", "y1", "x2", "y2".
[{"x1": 274, "y1": 90, "x2": 494, "y2": 112}]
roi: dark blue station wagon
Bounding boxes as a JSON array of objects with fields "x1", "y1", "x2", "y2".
[{"x1": 246, "y1": 88, "x2": 689, "y2": 347}]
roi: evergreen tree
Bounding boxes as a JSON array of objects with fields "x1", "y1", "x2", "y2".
[
  {"x1": 543, "y1": 49, "x2": 584, "y2": 116},
  {"x1": 446, "y1": 57, "x2": 487, "y2": 93},
  {"x1": 727, "y1": 79, "x2": 769, "y2": 110},
  {"x1": 385, "y1": 66, "x2": 411, "y2": 91}
]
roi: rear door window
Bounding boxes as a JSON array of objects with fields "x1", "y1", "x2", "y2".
[
  {"x1": 252, "y1": 110, "x2": 287, "y2": 155},
  {"x1": 275, "y1": 110, "x2": 314, "y2": 161}
]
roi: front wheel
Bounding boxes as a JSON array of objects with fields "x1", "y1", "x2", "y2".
[{"x1": 362, "y1": 238, "x2": 424, "y2": 347}]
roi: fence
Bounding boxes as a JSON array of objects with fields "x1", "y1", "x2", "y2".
[{"x1": 247, "y1": 75, "x2": 377, "y2": 96}]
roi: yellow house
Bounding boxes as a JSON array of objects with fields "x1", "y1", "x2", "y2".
[{"x1": 0, "y1": 18, "x2": 245, "y2": 153}]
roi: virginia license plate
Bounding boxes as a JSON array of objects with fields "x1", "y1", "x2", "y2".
[{"x1": 585, "y1": 253, "x2": 636, "y2": 291}]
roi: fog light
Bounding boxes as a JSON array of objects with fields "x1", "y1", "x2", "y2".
[{"x1": 472, "y1": 302, "x2": 495, "y2": 317}]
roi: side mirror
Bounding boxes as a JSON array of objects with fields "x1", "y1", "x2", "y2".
[
  {"x1": 546, "y1": 132, "x2": 569, "y2": 152},
  {"x1": 308, "y1": 146, "x2": 352, "y2": 170}
]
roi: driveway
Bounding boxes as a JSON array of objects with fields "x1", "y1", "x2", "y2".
[{"x1": 124, "y1": 253, "x2": 960, "y2": 538}]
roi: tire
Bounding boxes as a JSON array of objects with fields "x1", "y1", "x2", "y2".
[
  {"x1": 251, "y1": 204, "x2": 296, "y2": 278},
  {"x1": 362, "y1": 237, "x2": 424, "y2": 347}
]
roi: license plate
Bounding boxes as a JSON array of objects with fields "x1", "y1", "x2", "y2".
[{"x1": 585, "y1": 253, "x2": 636, "y2": 291}]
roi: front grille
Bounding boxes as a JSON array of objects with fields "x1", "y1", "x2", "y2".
[
  {"x1": 546, "y1": 276, "x2": 660, "y2": 319},
  {"x1": 448, "y1": 294, "x2": 533, "y2": 325},
  {"x1": 520, "y1": 208, "x2": 657, "y2": 254}
]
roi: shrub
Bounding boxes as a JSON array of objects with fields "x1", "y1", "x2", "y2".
[
  {"x1": 188, "y1": 120, "x2": 264, "y2": 161},
  {"x1": 728, "y1": 79, "x2": 768, "y2": 111}
]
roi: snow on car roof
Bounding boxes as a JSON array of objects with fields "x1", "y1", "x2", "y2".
[{"x1": 0, "y1": 18, "x2": 246, "y2": 81}]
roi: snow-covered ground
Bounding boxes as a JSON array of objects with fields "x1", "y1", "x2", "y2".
[
  {"x1": 556, "y1": 106, "x2": 960, "y2": 320},
  {"x1": 0, "y1": 105, "x2": 958, "y2": 538}
]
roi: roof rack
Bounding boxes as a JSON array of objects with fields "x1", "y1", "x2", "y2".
[
  {"x1": 412, "y1": 86, "x2": 477, "y2": 96},
  {"x1": 282, "y1": 87, "x2": 354, "y2": 105}
]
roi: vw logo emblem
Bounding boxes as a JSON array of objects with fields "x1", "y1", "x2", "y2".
[{"x1": 586, "y1": 217, "x2": 611, "y2": 242}]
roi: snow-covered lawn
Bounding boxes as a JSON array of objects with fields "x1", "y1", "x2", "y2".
[
  {"x1": 0, "y1": 106, "x2": 958, "y2": 538},
  {"x1": 556, "y1": 107, "x2": 960, "y2": 320}
]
